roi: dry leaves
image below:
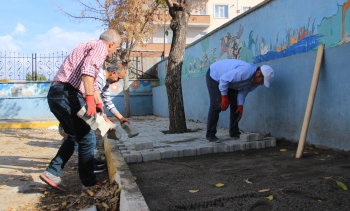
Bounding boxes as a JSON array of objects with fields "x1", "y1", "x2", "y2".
[
  {"x1": 258, "y1": 188, "x2": 270, "y2": 192},
  {"x1": 266, "y1": 195, "x2": 274, "y2": 200},
  {"x1": 244, "y1": 179, "x2": 253, "y2": 184},
  {"x1": 336, "y1": 181, "x2": 348, "y2": 190},
  {"x1": 189, "y1": 190, "x2": 199, "y2": 193},
  {"x1": 215, "y1": 183, "x2": 225, "y2": 187}
]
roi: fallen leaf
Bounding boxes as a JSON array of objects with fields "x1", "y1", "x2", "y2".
[
  {"x1": 258, "y1": 188, "x2": 270, "y2": 192},
  {"x1": 320, "y1": 159, "x2": 326, "y2": 161},
  {"x1": 327, "y1": 155, "x2": 330, "y2": 157},
  {"x1": 115, "y1": 186, "x2": 123, "y2": 194},
  {"x1": 102, "y1": 202, "x2": 109, "y2": 208},
  {"x1": 110, "y1": 196, "x2": 119, "y2": 203},
  {"x1": 215, "y1": 183, "x2": 225, "y2": 187},
  {"x1": 62, "y1": 201, "x2": 67, "y2": 206},
  {"x1": 336, "y1": 181, "x2": 348, "y2": 190},
  {"x1": 86, "y1": 189, "x2": 94, "y2": 196},
  {"x1": 244, "y1": 179, "x2": 253, "y2": 184},
  {"x1": 321, "y1": 176, "x2": 332, "y2": 180},
  {"x1": 279, "y1": 149, "x2": 287, "y2": 152},
  {"x1": 266, "y1": 195, "x2": 274, "y2": 200},
  {"x1": 318, "y1": 199, "x2": 322, "y2": 202},
  {"x1": 314, "y1": 152, "x2": 319, "y2": 155},
  {"x1": 189, "y1": 190, "x2": 199, "y2": 193}
]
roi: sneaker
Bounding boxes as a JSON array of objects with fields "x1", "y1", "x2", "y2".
[
  {"x1": 39, "y1": 171, "x2": 68, "y2": 191},
  {"x1": 207, "y1": 135, "x2": 220, "y2": 143},
  {"x1": 81, "y1": 182, "x2": 102, "y2": 195},
  {"x1": 94, "y1": 158, "x2": 105, "y2": 167},
  {"x1": 94, "y1": 163, "x2": 105, "y2": 173}
]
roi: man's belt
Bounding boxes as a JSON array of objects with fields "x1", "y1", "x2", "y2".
[{"x1": 51, "y1": 81, "x2": 65, "y2": 86}]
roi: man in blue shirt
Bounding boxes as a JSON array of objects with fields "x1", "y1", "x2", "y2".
[{"x1": 206, "y1": 59, "x2": 274, "y2": 143}]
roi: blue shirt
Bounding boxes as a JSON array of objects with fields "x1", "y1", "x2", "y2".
[{"x1": 209, "y1": 59, "x2": 258, "y2": 105}]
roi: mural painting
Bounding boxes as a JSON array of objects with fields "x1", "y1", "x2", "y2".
[
  {"x1": 0, "y1": 82, "x2": 50, "y2": 97},
  {"x1": 0, "y1": 80, "x2": 155, "y2": 98},
  {"x1": 177, "y1": 1, "x2": 350, "y2": 83}
]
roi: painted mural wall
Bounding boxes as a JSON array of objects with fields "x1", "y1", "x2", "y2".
[
  {"x1": 0, "y1": 79, "x2": 156, "y2": 118},
  {"x1": 155, "y1": 0, "x2": 350, "y2": 85},
  {"x1": 152, "y1": 0, "x2": 350, "y2": 150}
]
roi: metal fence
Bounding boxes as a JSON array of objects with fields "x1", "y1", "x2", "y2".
[
  {"x1": 0, "y1": 52, "x2": 68, "y2": 81},
  {"x1": 0, "y1": 52, "x2": 157, "y2": 82}
]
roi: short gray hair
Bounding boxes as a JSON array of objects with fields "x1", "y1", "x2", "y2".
[
  {"x1": 106, "y1": 63, "x2": 123, "y2": 74},
  {"x1": 100, "y1": 29, "x2": 120, "y2": 43}
]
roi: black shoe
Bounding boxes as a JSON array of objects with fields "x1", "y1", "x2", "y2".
[
  {"x1": 207, "y1": 135, "x2": 220, "y2": 143},
  {"x1": 94, "y1": 164, "x2": 105, "y2": 173},
  {"x1": 230, "y1": 132, "x2": 241, "y2": 138},
  {"x1": 94, "y1": 158, "x2": 105, "y2": 167}
]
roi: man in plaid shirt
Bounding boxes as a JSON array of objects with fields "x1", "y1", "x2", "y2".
[{"x1": 40, "y1": 29, "x2": 121, "y2": 192}]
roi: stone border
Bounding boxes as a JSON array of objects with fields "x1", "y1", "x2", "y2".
[{"x1": 104, "y1": 136, "x2": 150, "y2": 211}]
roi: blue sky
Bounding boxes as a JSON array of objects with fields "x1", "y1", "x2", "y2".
[{"x1": 0, "y1": 0, "x2": 105, "y2": 55}]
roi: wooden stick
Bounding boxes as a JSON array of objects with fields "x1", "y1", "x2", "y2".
[{"x1": 296, "y1": 44, "x2": 325, "y2": 158}]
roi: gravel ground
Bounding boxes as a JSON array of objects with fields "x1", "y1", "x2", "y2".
[{"x1": 129, "y1": 139, "x2": 350, "y2": 211}]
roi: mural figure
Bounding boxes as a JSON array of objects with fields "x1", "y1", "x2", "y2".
[
  {"x1": 219, "y1": 24, "x2": 244, "y2": 59},
  {"x1": 342, "y1": 0, "x2": 350, "y2": 39}
]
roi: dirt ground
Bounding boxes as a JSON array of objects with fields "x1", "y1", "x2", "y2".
[
  {"x1": 0, "y1": 128, "x2": 117, "y2": 211},
  {"x1": 129, "y1": 139, "x2": 350, "y2": 211}
]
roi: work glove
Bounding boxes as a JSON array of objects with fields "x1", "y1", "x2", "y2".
[
  {"x1": 235, "y1": 105, "x2": 243, "y2": 119},
  {"x1": 220, "y1": 95, "x2": 229, "y2": 111},
  {"x1": 96, "y1": 103, "x2": 104, "y2": 115},
  {"x1": 85, "y1": 95, "x2": 96, "y2": 117}
]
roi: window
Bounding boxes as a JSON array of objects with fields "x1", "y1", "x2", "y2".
[
  {"x1": 214, "y1": 5, "x2": 229, "y2": 18},
  {"x1": 242, "y1": 7, "x2": 251, "y2": 13},
  {"x1": 166, "y1": 30, "x2": 173, "y2": 44}
]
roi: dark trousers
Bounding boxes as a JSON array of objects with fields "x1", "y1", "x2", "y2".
[
  {"x1": 206, "y1": 68, "x2": 240, "y2": 138},
  {"x1": 46, "y1": 83, "x2": 97, "y2": 186}
]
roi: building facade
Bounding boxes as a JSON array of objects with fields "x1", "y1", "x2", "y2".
[{"x1": 138, "y1": 0, "x2": 264, "y2": 56}]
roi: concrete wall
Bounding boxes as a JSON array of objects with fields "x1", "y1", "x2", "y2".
[{"x1": 152, "y1": 0, "x2": 350, "y2": 150}]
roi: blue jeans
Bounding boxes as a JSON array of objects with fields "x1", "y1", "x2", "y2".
[
  {"x1": 206, "y1": 68, "x2": 240, "y2": 138},
  {"x1": 46, "y1": 83, "x2": 97, "y2": 186}
]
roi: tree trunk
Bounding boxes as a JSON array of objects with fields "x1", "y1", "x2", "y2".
[
  {"x1": 165, "y1": 1, "x2": 191, "y2": 133},
  {"x1": 123, "y1": 68, "x2": 131, "y2": 118},
  {"x1": 120, "y1": 49, "x2": 131, "y2": 118}
]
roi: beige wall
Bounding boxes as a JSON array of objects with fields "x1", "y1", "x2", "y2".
[{"x1": 151, "y1": 0, "x2": 264, "y2": 49}]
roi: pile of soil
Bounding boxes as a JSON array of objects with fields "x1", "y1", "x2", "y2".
[{"x1": 129, "y1": 139, "x2": 350, "y2": 211}]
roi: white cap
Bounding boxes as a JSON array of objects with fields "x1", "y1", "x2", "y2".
[{"x1": 260, "y1": 65, "x2": 274, "y2": 88}]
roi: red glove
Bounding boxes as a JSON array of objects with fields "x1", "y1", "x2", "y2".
[
  {"x1": 85, "y1": 95, "x2": 96, "y2": 117},
  {"x1": 220, "y1": 95, "x2": 229, "y2": 111},
  {"x1": 235, "y1": 105, "x2": 243, "y2": 119},
  {"x1": 96, "y1": 103, "x2": 104, "y2": 115}
]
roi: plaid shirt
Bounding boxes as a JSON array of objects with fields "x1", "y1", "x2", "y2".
[{"x1": 53, "y1": 39, "x2": 108, "y2": 96}]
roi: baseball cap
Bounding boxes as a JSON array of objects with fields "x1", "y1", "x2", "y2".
[{"x1": 260, "y1": 65, "x2": 274, "y2": 88}]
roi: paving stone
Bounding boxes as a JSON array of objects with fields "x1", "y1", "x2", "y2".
[
  {"x1": 217, "y1": 144, "x2": 233, "y2": 153},
  {"x1": 141, "y1": 150, "x2": 161, "y2": 162},
  {"x1": 264, "y1": 137, "x2": 277, "y2": 147},
  {"x1": 123, "y1": 152, "x2": 142, "y2": 163},
  {"x1": 158, "y1": 148, "x2": 179, "y2": 159},
  {"x1": 197, "y1": 146, "x2": 216, "y2": 155},
  {"x1": 240, "y1": 133, "x2": 251, "y2": 142},
  {"x1": 134, "y1": 142, "x2": 154, "y2": 151},
  {"x1": 182, "y1": 148, "x2": 197, "y2": 157}
]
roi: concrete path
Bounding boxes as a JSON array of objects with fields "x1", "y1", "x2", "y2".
[{"x1": 111, "y1": 115, "x2": 276, "y2": 163}]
